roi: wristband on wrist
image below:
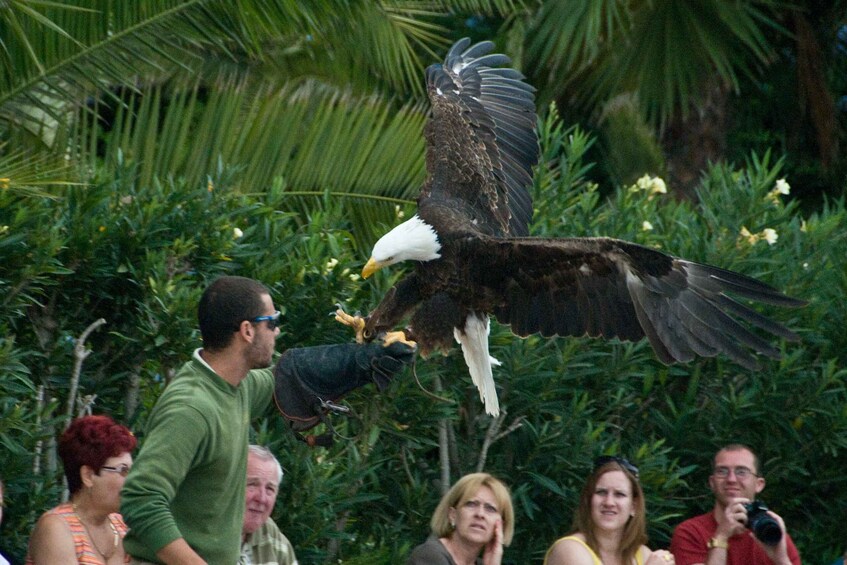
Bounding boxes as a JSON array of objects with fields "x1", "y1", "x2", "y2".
[{"x1": 707, "y1": 537, "x2": 729, "y2": 549}]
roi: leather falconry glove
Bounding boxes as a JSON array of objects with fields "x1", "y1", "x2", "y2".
[{"x1": 273, "y1": 341, "x2": 416, "y2": 445}]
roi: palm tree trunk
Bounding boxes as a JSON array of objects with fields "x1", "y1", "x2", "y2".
[{"x1": 661, "y1": 76, "x2": 730, "y2": 201}]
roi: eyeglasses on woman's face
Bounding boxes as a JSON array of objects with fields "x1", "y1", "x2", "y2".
[
  {"x1": 100, "y1": 464, "x2": 132, "y2": 477},
  {"x1": 461, "y1": 498, "x2": 500, "y2": 515}
]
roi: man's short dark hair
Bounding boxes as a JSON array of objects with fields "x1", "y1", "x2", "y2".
[
  {"x1": 199, "y1": 276, "x2": 269, "y2": 350},
  {"x1": 715, "y1": 443, "x2": 762, "y2": 475}
]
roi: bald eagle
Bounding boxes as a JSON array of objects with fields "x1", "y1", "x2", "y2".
[{"x1": 337, "y1": 38, "x2": 805, "y2": 416}]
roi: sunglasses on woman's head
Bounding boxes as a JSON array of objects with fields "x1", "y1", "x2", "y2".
[{"x1": 593, "y1": 455, "x2": 639, "y2": 478}]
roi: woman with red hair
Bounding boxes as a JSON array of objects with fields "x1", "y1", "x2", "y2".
[{"x1": 27, "y1": 414, "x2": 136, "y2": 565}]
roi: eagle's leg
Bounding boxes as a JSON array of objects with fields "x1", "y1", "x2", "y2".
[
  {"x1": 335, "y1": 305, "x2": 417, "y2": 348},
  {"x1": 334, "y1": 305, "x2": 366, "y2": 344}
]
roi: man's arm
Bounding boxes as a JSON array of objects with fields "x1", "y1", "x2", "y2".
[
  {"x1": 670, "y1": 511, "x2": 744, "y2": 565},
  {"x1": 120, "y1": 403, "x2": 208, "y2": 559},
  {"x1": 155, "y1": 538, "x2": 207, "y2": 565},
  {"x1": 272, "y1": 341, "x2": 415, "y2": 432},
  {"x1": 670, "y1": 519, "x2": 709, "y2": 565}
]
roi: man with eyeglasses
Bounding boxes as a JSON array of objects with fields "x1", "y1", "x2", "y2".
[
  {"x1": 120, "y1": 276, "x2": 415, "y2": 565},
  {"x1": 670, "y1": 443, "x2": 801, "y2": 565}
]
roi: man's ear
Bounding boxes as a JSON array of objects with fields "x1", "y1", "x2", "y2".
[
  {"x1": 755, "y1": 476, "x2": 766, "y2": 494},
  {"x1": 237, "y1": 320, "x2": 255, "y2": 342}
]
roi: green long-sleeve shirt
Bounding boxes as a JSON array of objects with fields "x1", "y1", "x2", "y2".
[{"x1": 121, "y1": 349, "x2": 274, "y2": 564}]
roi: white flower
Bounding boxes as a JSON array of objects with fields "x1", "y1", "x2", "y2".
[
  {"x1": 650, "y1": 177, "x2": 667, "y2": 195},
  {"x1": 325, "y1": 258, "x2": 339, "y2": 272},
  {"x1": 763, "y1": 228, "x2": 778, "y2": 245},
  {"x1": 636, "y1": 174, "x2": 652, "y2": 190},
  {"x1": 641, "y1": 221, "x2": 654, "y2": 231},
  {"x1": 232, "y1": 227, "x2": 243, "y2": 239},
  {"x1": 395, "y1": 204, "x2": 405, "y2": 219},
  {"x1": 775, "y1": 178, "x2": 790, "y2": 195}
]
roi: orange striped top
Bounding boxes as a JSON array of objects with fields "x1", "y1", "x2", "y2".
[{"x1": 26, "y1": 502, "x2": 129, "y2": 564}]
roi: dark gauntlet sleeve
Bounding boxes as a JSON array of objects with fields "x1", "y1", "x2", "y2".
[{"x1": 273, "y1": 341, "x2": 415, "y2": 432}]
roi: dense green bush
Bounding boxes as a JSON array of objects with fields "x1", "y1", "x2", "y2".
[{"x1": 1, "y1": 116, "x2": 845, "y2": 563}]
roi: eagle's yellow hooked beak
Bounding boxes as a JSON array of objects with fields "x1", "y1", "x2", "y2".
[{"x1": 362, "y1": 257, "x2": 381, "y2": 279}]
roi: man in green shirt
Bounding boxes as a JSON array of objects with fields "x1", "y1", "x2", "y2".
[{"x1": 121, "y1": 276, "x2": 414, "y2": 564}]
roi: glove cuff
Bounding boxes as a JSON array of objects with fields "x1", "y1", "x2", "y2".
[{"x1": 273, "y1": 350, "x2": 323, "y2": 432}]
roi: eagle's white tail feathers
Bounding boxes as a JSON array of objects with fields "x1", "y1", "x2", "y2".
[{"x1": 454, "y1": 314, "x2": 500, "y2": 416}]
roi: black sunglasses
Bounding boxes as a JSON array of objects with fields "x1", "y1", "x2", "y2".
[
  {"x1": 594, "y1": 455, "x2": 640, "y2": 478},
  {"x1": 249, "y1": 311, "x2": 281, "y2": 330}
]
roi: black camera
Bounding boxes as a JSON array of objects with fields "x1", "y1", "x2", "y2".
[{"x1": 744, "y1": 501, "x2": 782, "y2": 545}]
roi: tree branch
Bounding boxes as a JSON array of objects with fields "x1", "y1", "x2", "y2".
[{"x1": 64, "y1": 318, "x2": 106, "y2": 427}]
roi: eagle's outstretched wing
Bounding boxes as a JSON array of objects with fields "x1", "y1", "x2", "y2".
[
  {"x1": 419, "y1": 38, "x2": 538, "y2": 237},
  {"x1": 458, "y1": 236, "x2": 806, "y2": 370}
]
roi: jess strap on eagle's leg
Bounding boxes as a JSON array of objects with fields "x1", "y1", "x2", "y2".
[{"x1": 272, "y1": 341, "x2": 416, "y2": 446}]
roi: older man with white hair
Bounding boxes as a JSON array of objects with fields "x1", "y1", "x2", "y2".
[{"x1": 239, "y1": 445, "x2": 298, "y2": 565}]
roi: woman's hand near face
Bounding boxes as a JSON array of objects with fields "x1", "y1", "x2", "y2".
[
  {"x1": 645, "y1": 549, "x2": 676, "y2": 565},
  {"x1": 482, "y1": 519, "x2": 504, "y2": 565}
]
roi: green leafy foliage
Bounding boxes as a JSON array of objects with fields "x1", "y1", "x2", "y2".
[{"x1": 0, "y1": 117, "x2": 845, "y2": 563}]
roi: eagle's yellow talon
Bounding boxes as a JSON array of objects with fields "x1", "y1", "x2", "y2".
[
  {"x1": 334, "y1": 307, "x2": 366, "y2": 343},
  {"x1": 381, "y1": 331, "x2": 416, "y2": 348}
]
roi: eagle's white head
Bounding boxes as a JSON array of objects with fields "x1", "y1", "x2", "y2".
[{"x1": 362, "y1": 215, "x2": 441, "y2": 278}]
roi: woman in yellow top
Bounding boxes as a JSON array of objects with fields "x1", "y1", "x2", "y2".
[{"x1": 544, "y1": 456, "x2": 675, "y2": 565}]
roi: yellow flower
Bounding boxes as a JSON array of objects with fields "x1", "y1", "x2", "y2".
[
  {"x1": 324, "y1": 258, "x2": 338, "y2": 274},
  {"x1": 650, "y1": 177, "x2": 667, "y2": 195},
  {"x1": 739, "y1": 226, "x2": 758, "y2": 245},
  {"x1": 641, "y1": 221, "x2": 654, "y2": 231},
  {"x1": 630, "y1": 175, "x2": 667, "y2": 198},
  {"x1": 99, "y1": 225, "x2": 106, "y2": 232},
  {"x1": 636, "y1": 174, "x2": 652, "y2": 190},
  {"x1": 233, "y1": 227, "x2": 243, "y2": 239},
  {"x1": 0, "y1": 178, "x2": 10, "y2": 189},
  {"x1": 207, "y1": 179, "x2": 214, "y2": 192},
  {"x1": 739, "y1": 226, "x2": 777, "y2": 246}
]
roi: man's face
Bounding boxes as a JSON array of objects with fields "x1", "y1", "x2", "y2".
[
  {"x1": 246, "y1": 293, "x2": 280, "y2": 369},
  {"x1": 243, "y1": 454, "x2": 280, "y2": 536},
  {"x1": 708, "y1": 447, "x2": 765, "y2": 508}
]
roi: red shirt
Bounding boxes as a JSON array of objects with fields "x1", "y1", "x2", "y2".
[{"x1": 670, "y1": 512, "x2": 801, "y2": 565}]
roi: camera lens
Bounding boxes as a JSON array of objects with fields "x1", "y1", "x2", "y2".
[
  {"x1": 750, "y1": 515, "x2": 782, "y2": 545},
  {"x1": 745, "y1": 502, "x2": 782, "y2": 546}
]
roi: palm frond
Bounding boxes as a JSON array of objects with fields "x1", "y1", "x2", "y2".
[
  {"x1": 599, "y1": 1, "x2": 780, "y2": 123},
  {"x1": 0, "y1": 146, "x2": 82, "y2": 198}
]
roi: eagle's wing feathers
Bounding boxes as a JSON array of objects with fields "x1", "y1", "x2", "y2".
[
  {"x1": 420, "y1": 39, "x2": 538, "y2": 237},
  {"x1": 463, "y1": 237, "x2": 805, "y2": 370}
]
